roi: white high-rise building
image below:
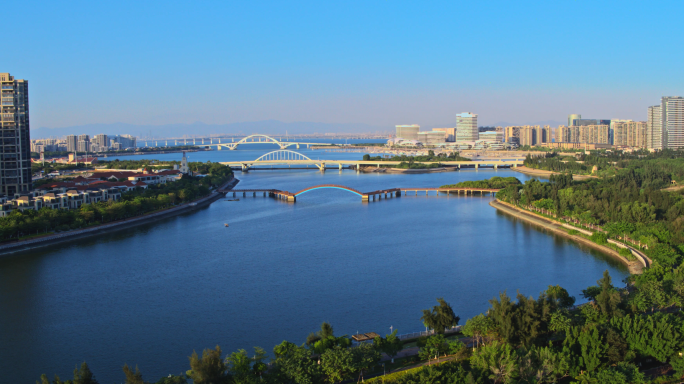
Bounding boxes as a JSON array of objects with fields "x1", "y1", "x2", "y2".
[
  {"x1": 662, "y1": 96, "x2": 684, "y2": 149},
  {"x1": 648, "y1": 105, "x2": 663, "y2": 150},
  {"x1": 456, "y1": 112, "x2": 478, "y2": 142}
]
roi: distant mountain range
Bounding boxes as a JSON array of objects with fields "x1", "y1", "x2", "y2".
[{"x1": 30, "y1": 120, "x2": 392, "y2": 139}]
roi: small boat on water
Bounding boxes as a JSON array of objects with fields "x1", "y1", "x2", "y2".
[
  {"x1": 224, "y1": 199, "x2": 240, "y2": 202},
  {"x1": 224, "y1": 223, "x2": 229, "y2": 227}
]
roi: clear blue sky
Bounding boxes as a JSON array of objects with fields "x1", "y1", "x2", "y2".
[{"x1": 5, "y1": 0, "x2": 684, "y2": 129}]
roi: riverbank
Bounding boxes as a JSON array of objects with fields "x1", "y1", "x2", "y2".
[
  {"x1": 0, "y1": 178, "x2": 239, "y2": 257},
  {"x1": 489, "y1": 199, "x2": 644, "y2": 274},
  {"x1": 511, "y1": 165, "x2": 597, "y2": 180}
]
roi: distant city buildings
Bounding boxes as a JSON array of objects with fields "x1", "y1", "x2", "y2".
[
  {"x1": 1, "y1": 72, "x2": 31, "y2": 195},
  {"x1": 456, "y1": 113, "x2": 478, "y2": 142},
  {"x1": 504, "y1": 126, "x2": 550, "y2": 147},
  {"x1": 395, "y1": 125, "x2": 420, "y2": 141},
  {"x1": 613, "y1": 121, "x2": 647, "y2": 148},
  {"x1": 431, "y1": 127, "x2": 455, "y2": 142},
  {"x1": 556, "y1": 125, "x2": 610, "y2": 145}
]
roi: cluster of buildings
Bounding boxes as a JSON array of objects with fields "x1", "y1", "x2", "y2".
[
  {"x1": 32, "y1": 133, "x2": 137, "y2": 154},
  {"x1": 0, "y1": 168, "x2": 183, "y2": 217},
  {"x1": 391, "y1": 96, "x2": 684, "y2": 151},
  {"x1": 391, "y1": 113, "x2": 516, "y2": 150}
]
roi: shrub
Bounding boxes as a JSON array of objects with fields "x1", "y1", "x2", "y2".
[
  {"x1": 568, "y1": 229, "x2": 579, "y2": 236},
  {"x1": 590, "y1": 232, "x2": 608, "y2": 245}
]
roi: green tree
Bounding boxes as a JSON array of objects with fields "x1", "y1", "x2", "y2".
[
  {"x1": 321, "y1": 346, "x2": 355, "y2": 384},
  {"x1": 462, "y1": 313, "x2": 495, "y2": 348},
  {"x1": 73, "y1": 362, "x2": 98, "y2": 384},
  {"x1": 351, "y1": 343, "x2": 381, "y2": 382},
  {"x1": 421, "y1": 297, "x2": 460, "y2": 334},
  {"x1": 419, "y1": 335, "x2": 448, "y2": 364},
  {"x1": 373, "y1": 329, "x2": 403, "y2": 363},
  {"x1": 471, "y1": 341, "x2": 518, "y2": 384},
  {"x1": 187, "y1": 346, "x2": 227, "y2": 384},
  {"x1": 122, "y1": 365, "x2": 145, "y2": 384},
  {"x1": 272, "y1": 341, "x2": 322, "y2": 384}
]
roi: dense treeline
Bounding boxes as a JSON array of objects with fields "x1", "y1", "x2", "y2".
[
  {"x1": 38, "y1": 272, "x2": 684, "y2": 383},
  {"x1": 497, "y1": 166, "x2": 684, "y2": 269},
  {"x1": 441, "y1": 176, "x2": 522, "y2": 189},
  {"x1": 1, "y1": 162, "x2": 232, "y2": 241},
  {"x1": 524, "y1": 149, "x2": 684, "y2": 181}
]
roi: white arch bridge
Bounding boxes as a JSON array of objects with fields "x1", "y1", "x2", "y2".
[
  {"x1": 220, "y1": 150, "x2": 524, "y2": 172},
  {"x1": 204, "y1": 134, "x2": 333, "y2": 151}
]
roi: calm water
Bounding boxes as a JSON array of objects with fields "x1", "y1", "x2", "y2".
[{"x1": 0, "y1": 148, "x2": 628, "y2": 383}]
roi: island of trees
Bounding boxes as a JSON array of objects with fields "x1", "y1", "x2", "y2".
[{"x1": 362, "y1": 150, "x2": 470, "y2": 169}]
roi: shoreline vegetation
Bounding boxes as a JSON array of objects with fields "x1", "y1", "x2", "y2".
[{"x1": 0, "y1": 161, "x2": 235, "y2": 256}]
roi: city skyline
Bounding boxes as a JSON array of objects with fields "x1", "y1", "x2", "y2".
[{"x1": 4, "y1": 1, "x2": 684, "y2": 131}]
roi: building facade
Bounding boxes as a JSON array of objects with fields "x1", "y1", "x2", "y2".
[
  {"x1": 614, "y1": 121, "x2": 647, "y2": 148},
  {"x1": 568, "y1": 114, "x2": 581, "y2": 127},
  {"x1": 66, "y1": 135, "x2": 77, "y2": 152},
  {"x1": 662, "y1": 96, "x2": 684, "y2": 149},
  {"x1": 0, "y1": 72, "x2": 31, "y2": 195},
  {"x1": 455, "y1": 112, "x2": 478, "y2": 142},
  {"x1": 93, "y1": 134, "x2": 108, "y2": 151},
  {"x1": 431, "y1": 128, "x2": 456, "y2": 142},
  {"x1": 395, "y1": 125, "x2": 420, "y2": 140},
  {"x1": 417, "y1": 131, "x2": 445, "y2": 145},
  {"x1": 648, "y1": 105, "x2": 663, "y2": 150}
]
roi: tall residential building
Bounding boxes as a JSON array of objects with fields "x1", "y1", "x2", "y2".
[
  {"x1": 0, "y1": 72, "x2": 31, "y2": 195},
  {"x1": 66, "y1": 135, "x2": 77, "y2": 152},
  {"x1": 648, "y1": 105, "x2": 663, "y2": 150},
  {"x1": 614, "y1": 121, "x2": 647, "y2": 148},
  {"x1": 455, "y1": 112, "x2": 478, "y2": 142},
  {"x1": 568, "y1": 114, "x2": 581, "y2": 127},
  {"x1": 395, "y1": 125, "x2": 420, "y2": 140},
  {"x1": 578, "y1": 125, "x2": 610, "y2": 144},
  {"x1": 93, "y1": 134, "x2": 108, "y2": 150},
  {"x1": 77, "y1": 140, "x2": 90, "y2": 153},
  {"x1": 661, "y1": 96, "x2": 684, "y2": 149},
  {"x1": 431, "y1": 128, "x2": 455, "y2": 142}
]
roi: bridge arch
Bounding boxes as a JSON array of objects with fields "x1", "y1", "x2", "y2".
[
  {"x1": 293, "y1": 184, "x2": 364, "y2": 197},
  {"x1": 254, "y1": 150, "x2": 313, "y2": 162}
]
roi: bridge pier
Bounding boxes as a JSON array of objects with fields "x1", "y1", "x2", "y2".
[
  {"x1": 243, "y1": 192, "x2": 246, "y2": 197},
  {"x1": 287, "y1": 196, "x2": 296, "y2": 202},
  {"x1": 253, "y1": 192, "x2": 256, "y2": 197},
  {"x1": 233, "y1": 192, "x2": 236, "y2": 197},
  {"x1": 475, "y1": 164, "x2": 479, "y2": 169},
  {"x1": 339, "y1": 163, "x2": 342, "y2": 170}
]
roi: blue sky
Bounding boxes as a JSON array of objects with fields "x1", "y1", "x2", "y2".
[{"x1": 5, "y1": 0, "x2": 684, "y2": 129}]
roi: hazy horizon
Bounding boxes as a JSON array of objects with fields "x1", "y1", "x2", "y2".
[{"x1": 6, "y1": 1, "x2": 684, "y2": 131}]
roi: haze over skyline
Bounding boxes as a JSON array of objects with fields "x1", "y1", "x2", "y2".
[{"x1": 6, "y1": 0, "x2": 684, "y2": 132}]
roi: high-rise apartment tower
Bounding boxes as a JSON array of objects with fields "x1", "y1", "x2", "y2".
[
  {"x1": 662, "y1": 96, "x2": 684, "y2": 149},
  {"x1": 0, "y1": 72, "x2": 31, "y2": 195},
  {"x1": 395, "y1": 125, "x2": 420, "y2": 140},
  {"x1": 648, "y1": 105, "x2": 663, "y2": 150}
]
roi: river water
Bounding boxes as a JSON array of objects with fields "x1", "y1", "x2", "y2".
[{"x1": 0, "y1": 144, "x2": 628, "y2": 383}]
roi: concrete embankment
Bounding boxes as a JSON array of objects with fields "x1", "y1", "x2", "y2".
[
  {"x1": 490, "y1": 199, "x2": 644, "y2": 274},
  {"x1": 0, "y1": 178, "x2": 240, "y2": 258}
]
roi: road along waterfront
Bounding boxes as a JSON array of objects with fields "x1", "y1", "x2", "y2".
[{"x1": 0, "y1": 165, "x2": 629, "y2": 383}]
